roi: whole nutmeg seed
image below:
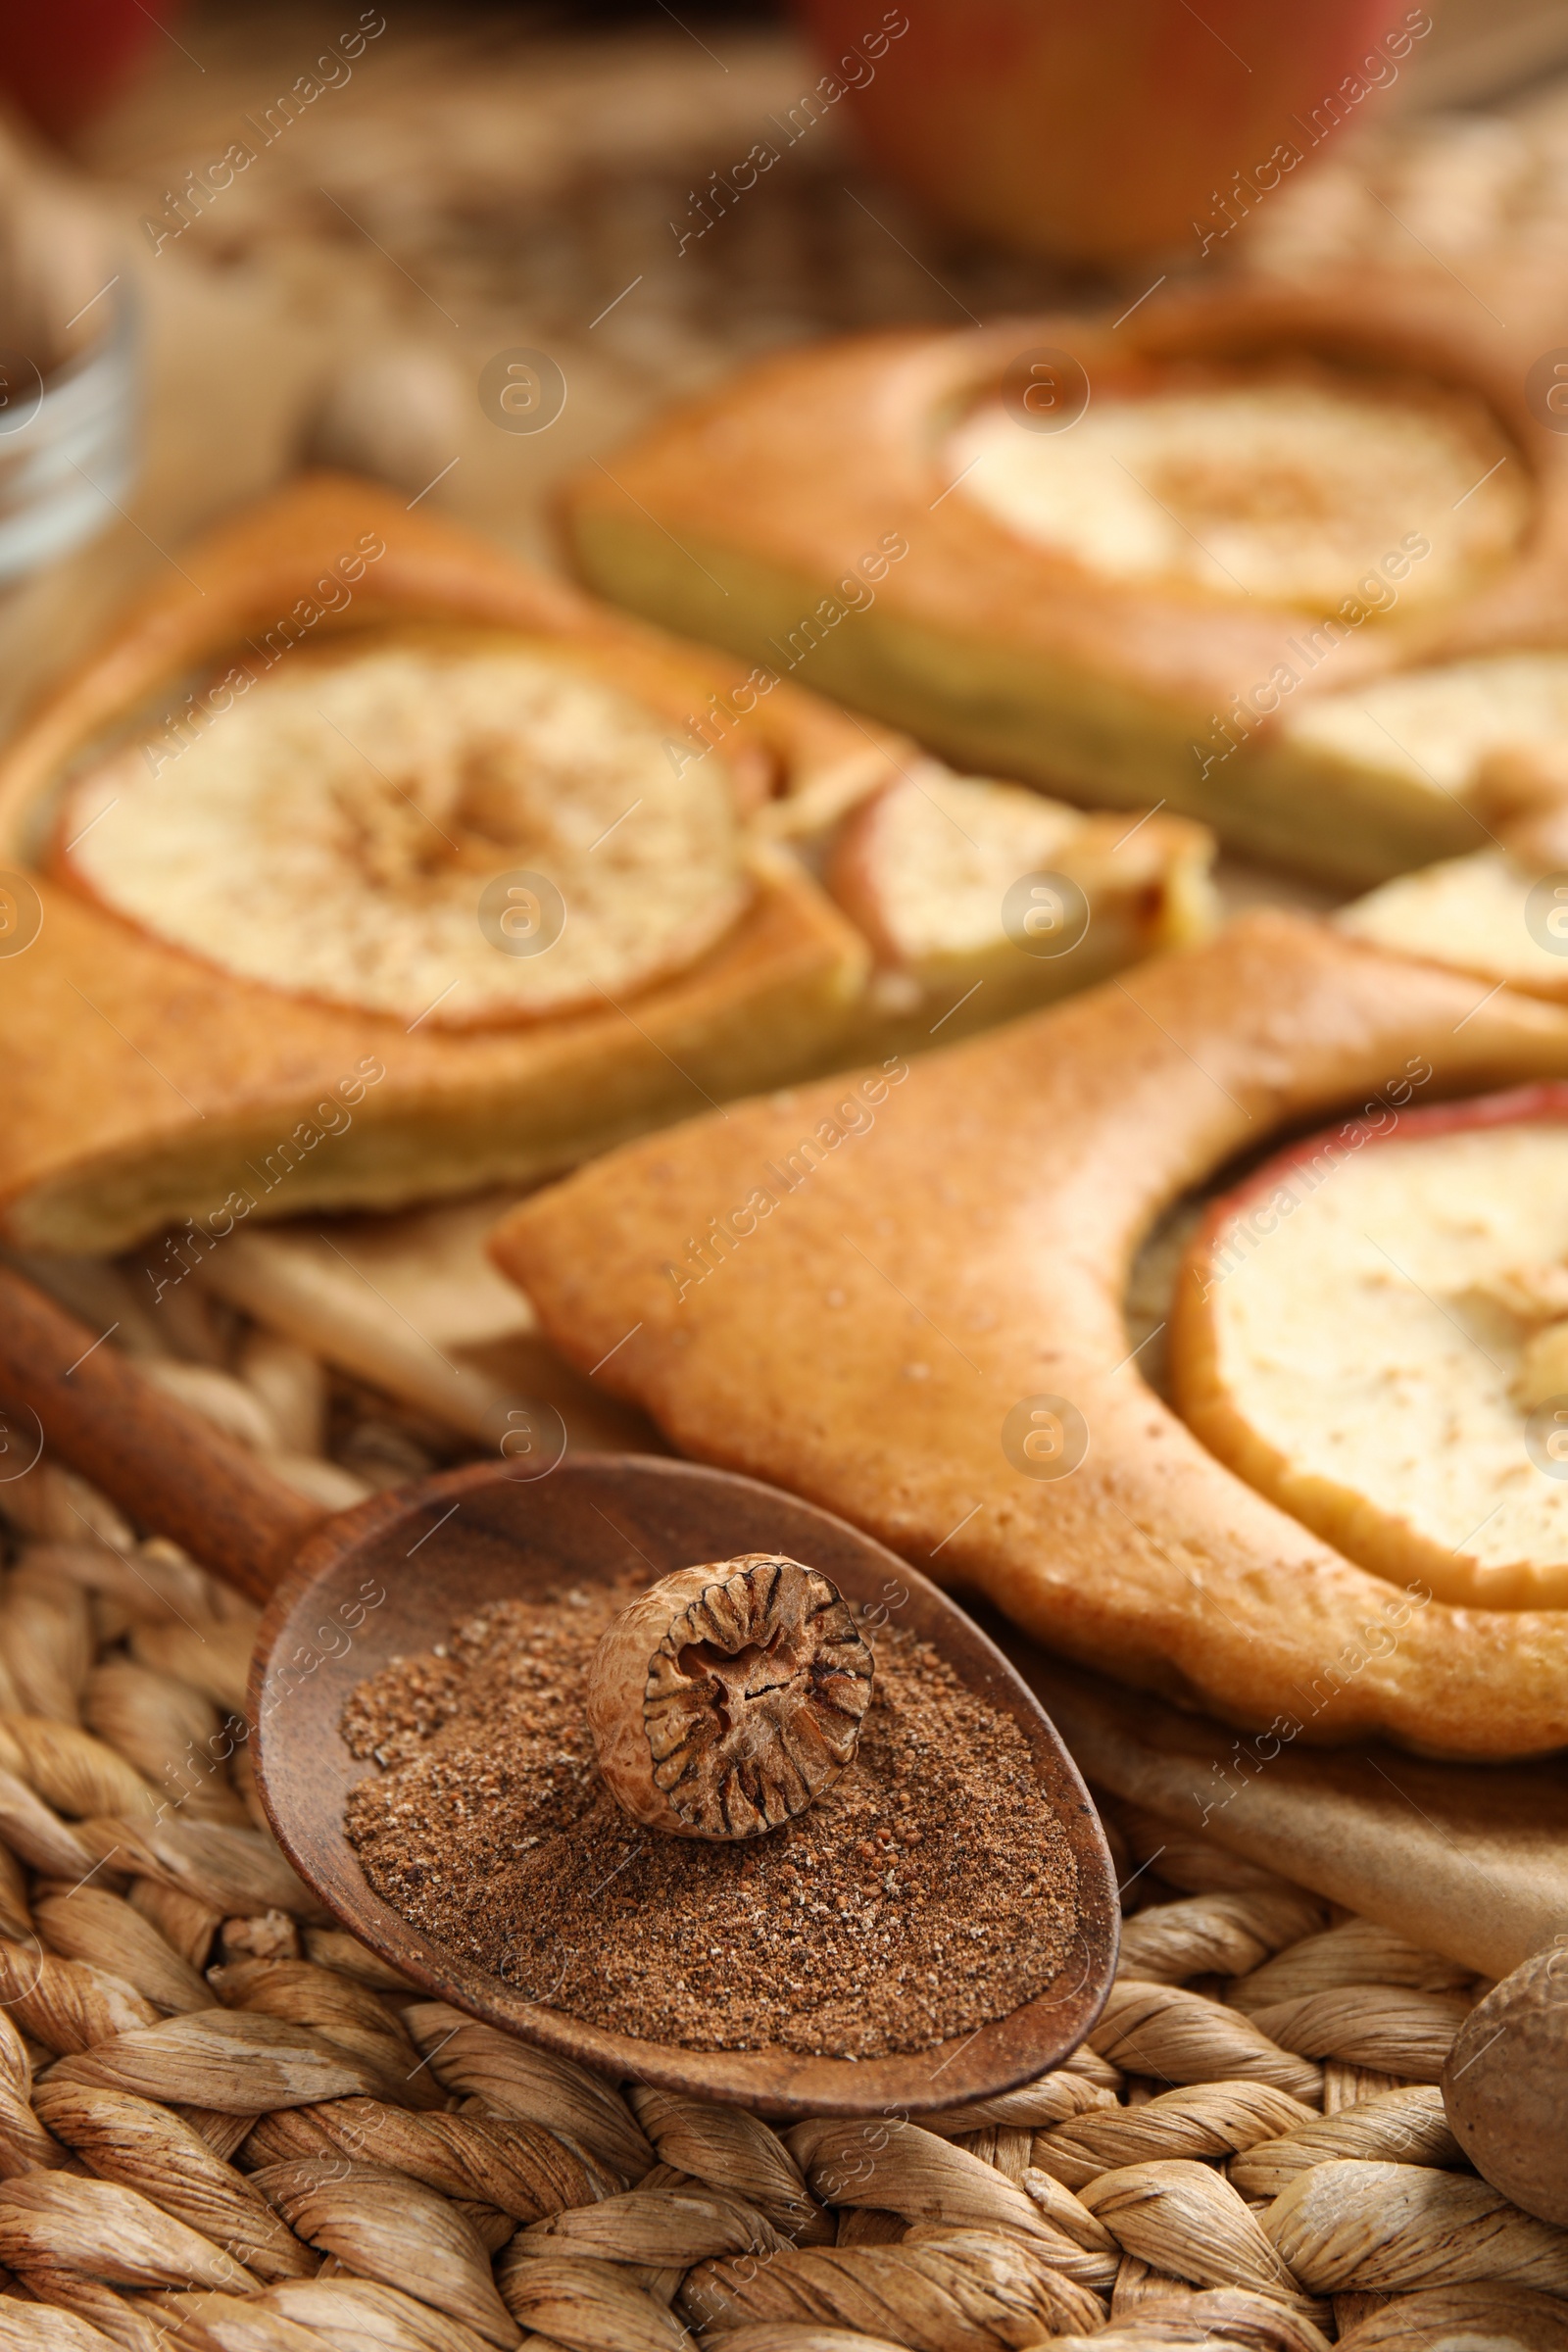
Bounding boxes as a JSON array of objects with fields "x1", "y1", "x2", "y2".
[
  {"x1": 585, "y1": 1553, "x2": 873, "y2": 1839},
  {"x1": 299, "y1": 343, "x2": 466, "y2": 500},
  {"x1": 1442, "y1": 1945, "x2": 1568, "y2": 2226}
]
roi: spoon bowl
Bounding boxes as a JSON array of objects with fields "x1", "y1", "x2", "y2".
[{"x1": 0, "y1": 1268, "x2": 1118, "y2": 2117}]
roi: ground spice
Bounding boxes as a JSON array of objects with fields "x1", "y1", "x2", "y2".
[{"x1": 341, "y1": 1580, "x2": 1078, "y2": 2058}]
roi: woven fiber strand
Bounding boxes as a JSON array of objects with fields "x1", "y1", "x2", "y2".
[{"x1": 0, "y1": 1299, "x2": 1563, "y2": 2352}]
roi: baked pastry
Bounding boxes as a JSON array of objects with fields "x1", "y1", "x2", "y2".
[
  {"x1": 492, "y1": 913, "x2": 1568, "y2": 1762},
  {"x1": 0, "y1": 483, "x2": 861, "y2": 1251},
  {"x1": 562, "y1": 275, "x2": 1568, "y2": 888},
  {"x1": 0, "y1": 478, "x2": 1212, "y2": 1254},
  {"x1": 1171, "y1": 1087, "x2": 1568, "y2": 1613}
]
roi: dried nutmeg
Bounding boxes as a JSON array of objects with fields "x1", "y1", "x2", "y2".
[
  {"x1": 1442, "y1": 1945, "x2": 1568, "y2": 2226},
  {"x1": 585, "y1": 1553, "x2": 873, "y2": 1840}
]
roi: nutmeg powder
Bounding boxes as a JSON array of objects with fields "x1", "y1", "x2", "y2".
[{"x1": 342, "y1": 1582, "x2": 1078, "y2": 2059}]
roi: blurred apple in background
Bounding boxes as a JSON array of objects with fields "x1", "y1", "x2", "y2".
[
  {"x1": 0, "y1": 0, "x2": 181, "y2": 143},
  {"x1": 793, "y1": 0, "x2": 1415, "y2": 267}
]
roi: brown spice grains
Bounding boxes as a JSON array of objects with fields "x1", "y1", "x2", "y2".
[{"x1": 341, "y1": 1582, "x2": 1078, "y2": 2059}]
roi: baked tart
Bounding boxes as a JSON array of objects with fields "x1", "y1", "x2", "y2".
[
  {"x1": 493, "y1": 914, "x2": 1568, "y2": 1762},
  {"x1": 0, "y1": 477, "x2": 1212, "y2": 1253},
  {"x1": 563, "y1": 275, "x2": 1568, "y2": 888}
]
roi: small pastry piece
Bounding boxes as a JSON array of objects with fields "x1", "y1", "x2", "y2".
[
  {"x1": 824, "y1": 766, "x2": 1214, "y2": 1043},
  {"x1": 1475, "y1": 742, "x2": 1568, "y2": 873},
  {"x1": 585, "y1": 1554, "x2": 873, "y2": 1839},
  {"x1": 1516, "y1": 1318, "x2": 1568, "y2": 1415},
  {"x1": 1279, "y1": 658, "x2": 1568, "y2": 808},
  {"x1": 563, "y1": 274, "x2": 1557, "y2": 885},
  {"x1": 0, "y1": 476, "x2": 882, "y2": 1253},
  {"x1": 1337, "y1": 851, "x2": 1568, "y2": 1004},
  {"x1": 492, "y1": 912, "x2": 1568, "y2": 1762},
  {"x1": 1170, "y1": 1086, "x2": 1568, "y2": 1611}
]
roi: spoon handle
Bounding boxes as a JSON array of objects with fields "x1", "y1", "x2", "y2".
[{"x1": 0, "y1": 1265, "x2": 322, "y2": 1601}]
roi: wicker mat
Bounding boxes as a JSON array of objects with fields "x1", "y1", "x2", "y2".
[{"x1": 0, "y1": 1298, "x2": 1565, "y2": 2352}]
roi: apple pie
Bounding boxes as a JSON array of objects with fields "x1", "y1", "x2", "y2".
[
  {"x1": 493, "y1": 913, "x2": 1568, "y2": 1762},
  {"x1": 563, "y1": 274, "x2": 1567, "y2": 888},
  {"x1": 0, "y1": 477, "x2": 1212, "y2": 1253}
]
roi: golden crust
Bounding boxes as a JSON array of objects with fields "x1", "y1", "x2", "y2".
[
  {"x1": 492, "y1": 913, "x2": 1568, "y2": 1763},
  {"x1": 0, "y1": 476, "x2": 885, "y2": 1253},
  {"x1": 0, "y1": 856, "x2": 866, "y2": 1256},
  {"x1": 562, "y1": 275, "x2": 1568, "y2": 888}
]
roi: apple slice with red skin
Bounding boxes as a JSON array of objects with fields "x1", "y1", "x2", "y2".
[{"x1": 1171, "y1": 1082, "x2": 1568, "y2": 1613}]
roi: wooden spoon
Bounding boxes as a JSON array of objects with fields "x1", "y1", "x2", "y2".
[{"x1": 0, "y1": 1265, "x2": 1118, "y2": 2118}]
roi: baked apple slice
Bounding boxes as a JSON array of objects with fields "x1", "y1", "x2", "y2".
[
  {"x1": 947, "y1": 365, "x2": 1516, "y2": 614},
  {"x1": 1249, "y1": 651, "x2": 1568, "y2": 919},
  {"x1": 52, "y1": 628, "x2": 751, "y2": 1030},
  {"x1": 1337, "y1": 742, "x2": 1568, "y2": 1004},
  {"x1": 824, "y1": 765, "x2": 1214, "y2": 1043},
  {"x1": 1170, "y1": 1086, "x2": 1568, "y2": 1611}
]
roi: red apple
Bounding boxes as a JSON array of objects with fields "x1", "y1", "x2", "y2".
[
  {"x1": 792, "y1": 0, "x2": 1418, "y2": 266},
  {"x1": 0, "y1": 0, "x2": 181, "y2": 143}
]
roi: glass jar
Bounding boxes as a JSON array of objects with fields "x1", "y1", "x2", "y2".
[{"x1": 0, "y1": 268, "x2": 137, "y2": 585}]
